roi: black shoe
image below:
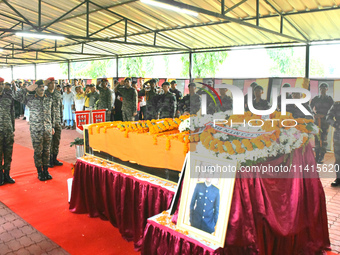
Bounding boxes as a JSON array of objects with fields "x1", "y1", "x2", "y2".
[
  {"x1": 23, "y1": 117, "x2": 26, "y2": 120},
  {"x1": 43, "y1": 166, "x2": 53, "y2": 180},
  {"x1": 49, "y1": 155, "x2": 54, "y2": 168},
  {"x1": 3, "y1": 171, "x2": 15, "y2": 184},
  {"x1": 0, "y1": 170, "x2": 4, "y2": 186},
  {"x1": 53, "y1": 155, "x2": 63, "y2": 166},
  {"x1": 331, "y1": 179, "x2": 340, "y2": 187},
  {"x1": 37, "y1": 167, "x2": 45, "y2": 181}
]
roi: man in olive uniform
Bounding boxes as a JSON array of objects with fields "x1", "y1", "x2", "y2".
[
  {"x1": 139, "y1": 79, "x2": 159, "y2": 120},
  {"x1": 116, "y1": 78, "x2": 138, "y2": 121},
  {"x1": 286, "y1": 92, "x2": 313, "y2": 119},
  {"x1": 169, "y1": 80, "x2": 182, "y2": 116},
  {"x1": 245, "y1": 82, "x2": 258, "y2": 111},
  {"x1": 178, "y1": 83, "x2": 201, "y2": 115},
  {"x1": 85, "y1": 84, "x2": 99, "y2": 110},
  {"x1": 96, "y1": 78, "x2": 112, "y2": 121},
  {"x1": 249, "y1": 85, "x2": 271, "y2": 110},
  {"x1": 208, "y1": 87, "x2": 232, "y2": 113},
  {"x1": 158, "y1": 82, "x2": 177, "y2": 119},
  {"x1": 190, "y1": 178, "x2": 220, "y2": 234},
  {"x1": 17, "y1": 80, "x2": 55, "y2": 181},
  {"x1": 310, "y1": 83, "x2": 334, "y2": 163},
  {"x1": 45, "y1": 77, "x2": 63, "y2": 168},
  {"x1": 0, "y1": 79, "x2": 16, "y2": 185},
  {"x1": 326, "y1": 102, "x2": 340, "y2": 187}
]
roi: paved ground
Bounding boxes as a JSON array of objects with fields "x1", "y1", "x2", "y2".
[
  {"x1": 0, "y1": 202, "x2": 70, "y2": 255},
  {"x1": 9, "y1": 117, "x2": 340, "y2": 254}
]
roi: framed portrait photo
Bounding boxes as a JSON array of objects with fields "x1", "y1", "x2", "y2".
[{"x1": 176, "y1": 153, "x2": 238, "y2": 248}]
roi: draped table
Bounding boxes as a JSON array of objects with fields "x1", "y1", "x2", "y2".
[
  {"x1": 69, "y1": 157, "x2": 176, "y2": 250},
  {"x1": 141, "y1": 143, "x2": 330, "y2": 255}
]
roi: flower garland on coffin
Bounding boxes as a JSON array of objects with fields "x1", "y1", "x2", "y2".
[{"x1": 186, "y1": 111, "x2": 319, "y2": 165}]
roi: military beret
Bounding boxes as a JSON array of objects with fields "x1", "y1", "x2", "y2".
[
  {"x1": 89, "y1": 84, "x2": 95, "y2": 87},
  {"x1": 319, "y1": 83, "x2": 329, "y2": 88},
  {"x1": 4, "y1": 82, "x2": 11, "y2": 86},
  {"x1": 124, "y1": 77, "x2": 132, "y2": 81},
  {"x1": 282, "y1": 83, "x2": 291, "y2": 88},
  {"x1": 254, "y1": 85, "x2": 264, "y2": 91},
  {"x1": 149, "y1": 79, "x2": 156, "y2": 84},
  {"x1": 162, "y1": 82, "x2": 170, "y2": 87},
  {"x1": 101, "y1": 78, "x2": 108, "y2": 82},
  {"x1": 188, "y1": 83, "x2": 196, "y2": 87},
  {"x1": 170, "y1": 80, "x2": 177, "y2": 84},
  {"x1": 66, "y1": 84, "x2": 71, "y2": 88},
  {"x1": 250, "y1": 82, "x2": 258, "y2": 87},
  {"x1": 35, "y1": 80, "x2": 44, "y2": 86},
  {"x1": 0, "y1": 77, "x2": 4, "y2": 82},
  {"x1": 47, "y1": 77, "x2": 55, "y2": 81},
  {"x1": 18, "y1": 81, "x2": 23, "y2": 84},
  {"x1": 56, "y1": 85, "x2": 61, "y2": 88}
]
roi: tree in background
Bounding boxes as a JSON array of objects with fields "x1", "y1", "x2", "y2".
[
  {"x1": 180, "y1": 51, "x2": 228, "y2": 78},
  {"x1": 119, "y1": 57, "x2": 154, "y2": 77}
]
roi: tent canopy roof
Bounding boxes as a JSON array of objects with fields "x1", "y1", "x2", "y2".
[{"x1": 0, "y1": 0, "x2": 339, "y2": 66}]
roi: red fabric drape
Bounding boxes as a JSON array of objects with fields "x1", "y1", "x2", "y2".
[
  {"x1": 142, "y1": 144, "x2": 330, "y2": 254},
  {"x1": 69, "y1": 160, "x2": 174, "y2": 250}
]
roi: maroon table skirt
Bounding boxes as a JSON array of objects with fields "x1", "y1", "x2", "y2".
[
  {"x1": 141, "y1": 144, "x2": 330, "y2": 255},
  {"x1": 69, "y1": 159, "x2": 175, "y2": 250}
]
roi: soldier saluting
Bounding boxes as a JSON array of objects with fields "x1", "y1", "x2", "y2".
[
  {"x1": 310, "y1": 83, "x2": 334, "y2": 164},
  {"x1": 178, "y1": 83, "x2": 201, "y2": 115},
  {"x1": 17, "y1": 80, "x2": 55, "y2": 181},
  {"x1": 116, "y1": 78, "x2": 138, "y2": 121},
  {"x1": 158, "y1": 82, "x2": 176, "y2": 119},
  {"x1": 326, "y1": 101, "x2": 340, "y2": 187},
  {"x1": 138, "y1": 79, "x2": 159, "y2": 120},
  {"x1": 0, "y1": 78, "x2": 16, "y2": 185}
]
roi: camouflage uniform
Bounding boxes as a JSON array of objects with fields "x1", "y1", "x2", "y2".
[
  {"x1": 18, "y1": 88, "x2": 54, "y2": 175},
  {"x1": 116, "y1": 85, "x2": 137, "y2": 121},
  {"x1": 158, "y1": 92, "x2": 176, "y2": 119},
  {"x1": 85, "y1": 91, "x2": 99, "y2": 109},
  {"x1": 0, "y1": 89, "x2": 16, "y2": 185},
  {"x1": 178, "y1": 94, "x2": 201, "y2": 115},
  {"x1": 286, "y1": 102, "x2": 313, "y2": 119},
  {"x1": 208, "y1": 95, "x2": 232, "y2": 114},
  {"x1": 138, "y1": 88, "x2": 159, "y2": 120},
  {"x1": 251, "y1": 98, "x2": 271, "y2": 110},
  {"x1": 46, "y1": 89, "x2": 63, "y2": 167},
  {"x1": 96, "y1": 85, "x2": 112, "y2": 121},
  {"x1": 326, "y1": 102, "x2": 340, "y2": 185},
  {"x1": 310, "y1": 95, "x2": 334, "y2": 162}
]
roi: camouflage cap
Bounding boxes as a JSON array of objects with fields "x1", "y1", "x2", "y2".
[{"x1": 35, "y1": 80, "x2": 44, "y2": 86}]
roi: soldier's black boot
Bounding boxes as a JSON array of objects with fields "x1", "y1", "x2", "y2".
[
  {"x1": 318, "y1": 152, "x2": 325, "y2": 164},
  {"x1": 0, "y1": 169, "x2": 4, "y2": 186},
  {"x1": 53, "y1": 155, "x2": 63, "y2": 166},
  {"x1": 331, "y1": 162, "x2": 340, "y2": 187},
  {"x1": 37, "y1": 166, "x2": 45, "y2": 181},
  {"x1": 43, "y1": 166, "x2": 53, "y2": 180},
  {"x1": 315, "y1": 150, "x2": 320, "y2": 163},
  {"x1": 49, "y1": 155, "x2": 54, "y2": 168},
  {"x1": 3, "y1": 170, "x2": 15, "y2": 184}
]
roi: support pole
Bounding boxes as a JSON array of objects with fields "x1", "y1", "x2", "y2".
[
  {"x1": 189, "y1": 51, "x2": 193, "y2": 82},
  {"x1": 34, "y1": 63, "x2": 37, "y2": 80},
  {"x1": 11, "y1": 65, "x2": 14, "y2": 81},
  {"x1": 305, "y1": 44, "x2": 310, "y2": 78},
  {"x1": 116, "y1": 56, "x2": 119, "y2": 80},
  {"x1": 68, "y1": 60, "x2": 71, "y2": 81}
]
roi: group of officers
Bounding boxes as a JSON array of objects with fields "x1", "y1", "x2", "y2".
[{"x1": 1, "y1": 77, "x2": 340, "y2": 187}]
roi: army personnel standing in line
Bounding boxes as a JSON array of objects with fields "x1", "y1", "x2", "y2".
[
  {"x1": 326, "y1": 101, "x2": 340, "y2": 187},
  {"x1": 96, "y1": 78, "x2": 112, "y2": 121},
  {"x1": 178, "y1": 83, "x2": 201, "y2": 115},
  {"x1": 310, "y1": 83, "x2": 334, "y2": 163},
  {"x1": 17, "y1": 80, "x2": 55, "y2": 181},
  {"x1": 45, "y1": 77, "x2": 63, "y2": 168},
  {"x1": 286, "y1": 92, "x2": 313, "y2": 119},
  {"x1": 249, "y1": 85, "x2": 271, "y2": 110},
  {"x1": 245, "y1": 82, "x2": 258, "y2": 111},
  {"x1": 169, "y1": 80, "x2": 182, "y2": 116},
  {"x1": 158, "y1": 82, "x2": 177, "y2": 119},
  {"x1": 85, "y1": 84, "x2": 99, "y2": 110},
  {"x1": 116, "y1": 78, "x2": 137, "y2": 121},
  {"x1": 0, "y1": 79, "x2": 16, "y2": 185},
  {"x1": 208, "y1": 87, "x2": 232, "y2": 114},
  {"x1": 138, "y1": 79, "x2": 159, "y2": 120},
  {"x1": 277, "y1": 83, "x2": 292, "y2": 111},
  {"x1": 190, "y1": 178, "x2": 220, "y2": 234}
]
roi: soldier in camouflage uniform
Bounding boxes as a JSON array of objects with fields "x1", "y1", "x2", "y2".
[
  {"x1": 139, "y1": 79, "x2": 159, "y2": 120},
  {"x1": 170, "y1": 80, "x2": 182, "y2": 117},
  {"x1": 208, "y1": 87, "x2": 232, "y2": 114},
  {"x1": 178, "y1": 83, "x2": 201, "y2": 115},
  {"x1": 310, "y1": 83, "x2": 334, "y2": 163},
  {"x1": 116, "y1": 78, "x2": 137, "y2": 121},
  {"x1": 158, "y1": 82, "x2": 177, "y2": 119},
  {"x1": 85, "y1": 84, "x2": 99, "y2": 110},
  {"x1": 250, "y1": 85, "x2": 271, "y2": 110},
  {"x1": 17, "y1": 80, "x2": 55, "y2": 181},
  {"x1": 45, "y1": 77, "x2": 63, "y2": 168},
  {"x1": 96, "y1": 78, "x2": 112, "y2": 121},
  {"x1": 0, "y1": 79, "x2": 16, "y2": 185},
  {"x1": 326, "y1": 101, "x2": 340, "y2": 187},
  {"x1": 286, "y1": 92, "x2": 313, "y2": 119}
]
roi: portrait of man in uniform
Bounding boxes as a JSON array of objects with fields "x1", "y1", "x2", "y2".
[{"x1": 190, "y1": 175, "x2": 220, "y2": 234}]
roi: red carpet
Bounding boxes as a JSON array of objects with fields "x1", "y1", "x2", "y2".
[{"x1": 0, "y1": 143, "x2": 137, "y2": 255}]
